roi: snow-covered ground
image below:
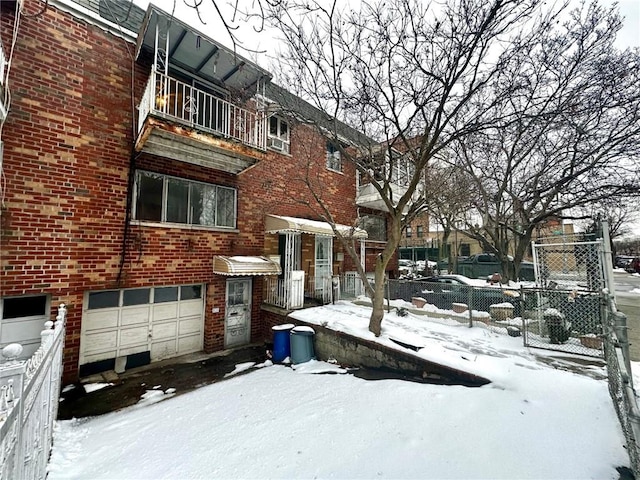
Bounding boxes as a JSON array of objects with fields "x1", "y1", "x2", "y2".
[{"x1": 47, "y1": 301, "x2": 629, "y2": 479}]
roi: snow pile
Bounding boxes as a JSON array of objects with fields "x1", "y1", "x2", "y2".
[{"x1": 47, "y1": 302, "x2": 629, "y2": 479}]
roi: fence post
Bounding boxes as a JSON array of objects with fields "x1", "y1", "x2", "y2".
[{"x1": 467, "y1": 287, "x2": 473, "y2": 328}]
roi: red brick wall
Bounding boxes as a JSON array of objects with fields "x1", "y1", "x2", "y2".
[{"x1": 0, "y1": 3, "x2": 377, "y2": 382}]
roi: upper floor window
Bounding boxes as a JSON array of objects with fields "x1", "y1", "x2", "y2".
[
  {"x1": 361, "y1": 215, "x2": 386, "y2": 242},
  {"x1": 406, "y1": 226, "x2": 412, "y2": 238},
  {"x1": 134, "y1": 170, "x2": 236, "y2": 228},
  {"x1": 326, "y1": 142, "x2": 342, "y2": 172},
  {"x1": 417, "y1": 225, "x2": 424, "y2": 238},
  {"x1": 268, "y1": 116, "x2": 290, "y2": 154}
]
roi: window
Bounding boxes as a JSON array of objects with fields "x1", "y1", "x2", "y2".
[
  {"x1": 154, "y1": 287, "x2": 178, "y2": 303},
  {"x1": 361, "y1": 215, "x2": 386, "y2": 242},
  {"x1": 123, "y1": 288, "x2": 150, "y2": 306},
  {"x1": 2, "y1": 295, "x2": 47, "y2": 319},
  {"x1": 268, "y1": 116, "x2": 290, "y2": 154},
  {"x1": 88, "y1": 291, "x2": 119, "y2": 310},
  {"x1": 181, "y1": 285, "x2": 202, "y2": 300},
  {"x1": 406, "y1": 226, "x2": 412, "y2": 238},
  {"x1": 417, "y1": 225, "x2": 424, "y2": 238},
  {"x1": 326, "y1": 142, "x2": 342, "y2": 172},
  {"x1": 460, "y1": 243, "x2": 471, "y2": 257},
  {"x1": 134, "y1": 171, "x2": 236, "y2": 228}
]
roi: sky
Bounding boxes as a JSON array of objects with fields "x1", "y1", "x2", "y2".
[
  {"x1": 47, "y1": 300, "x2": 630, "y2": 479},
  {"x1": 133, "y1": 0, "x2": 639, "y2": 58}
]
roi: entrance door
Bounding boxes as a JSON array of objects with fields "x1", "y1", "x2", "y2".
[
  {"x1": 315, "y1": 236, "x2": 332, "y2": 300},
  {"x1": 225, "y1": 278, "x2": 252, "y2": 348}
]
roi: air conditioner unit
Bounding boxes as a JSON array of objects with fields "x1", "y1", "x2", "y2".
[{"x1": 268, "y1": 137, "x2": 284, "y2": 151}]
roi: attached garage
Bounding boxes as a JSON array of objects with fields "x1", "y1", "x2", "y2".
[{"x1": 80, "y1": 285, "x2": 204, "y2": 375}]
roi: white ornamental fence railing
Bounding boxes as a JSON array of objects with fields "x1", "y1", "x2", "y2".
[{"x1": 0, "y1": 304, "x2": 66, "y2": 480}]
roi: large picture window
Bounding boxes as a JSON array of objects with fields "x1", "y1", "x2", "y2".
[{"x1": 134, "y1": 171, "x2": 236, "y2": 228}]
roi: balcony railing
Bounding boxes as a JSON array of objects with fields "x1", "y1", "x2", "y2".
[
  {"x1": 264, "y1": 272, "x2": 368, "y2": 309},
  {"x1": 356, "y1": 181, "x2": 410, "y2": 212},
  {"x1": 138, "y1": 71, "x2": 266, "y2": 150}
]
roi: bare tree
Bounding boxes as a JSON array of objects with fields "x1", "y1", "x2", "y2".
[
  {"x1": 265, "y1": 0, "x2": 586, "y2": 335},
  {"x1": 422, "y1": 162, "x2": 477, "y2": 272},
  {"x1": 183, "y1": 0, "x2": 639, "y2": 334},
  {"x1": 449, "y1": 1, "x2": 640, "y2": 279}
]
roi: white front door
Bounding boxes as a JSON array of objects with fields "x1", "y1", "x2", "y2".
[
  {"x1": 315, "y1": 236, "x2": 332, "y2": 299},
  {"x1": 225, "y1": 278, "x2": 252, "y2": 348}
]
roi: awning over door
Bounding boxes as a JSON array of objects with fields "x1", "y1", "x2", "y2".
[
  {"x1": 213, "y1": 256, "x2": 282, "y2": 276},
  {"x1": 265, "y1": 215, "x2": 368, "y2": 238}
]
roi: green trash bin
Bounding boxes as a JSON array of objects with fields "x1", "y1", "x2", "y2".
[{"x1": 290, "y1": 326, "x2": 316, "y2": 364}]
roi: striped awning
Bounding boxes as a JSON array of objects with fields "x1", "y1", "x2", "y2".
[
  {"x1": 213, "y1": 256, "x2": 282, "y2": 276},
  {"x1": 265, "y1": 214, "x2": 368, "y2": 238}
]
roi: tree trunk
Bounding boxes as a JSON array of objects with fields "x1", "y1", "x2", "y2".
[{"x1": 368, "y1": 255, "x2": 389, "y2": 336}]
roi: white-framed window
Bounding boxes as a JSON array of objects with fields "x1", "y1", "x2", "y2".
[
  {"x1": 326, "y1": 142, "x2": 342, "y2": 172},
  {"x1": 361, "y1": 215, "x2": 386, "y2": 241},
  {"x1": 268, "y1": 116, "x2": 290, "y2": 154},
  {"x1": 133, "y1": 170, "x2": 236, "y2": 228},
  {"x1": 406, "y1": 226, "x2": 412, "y2": 238}
]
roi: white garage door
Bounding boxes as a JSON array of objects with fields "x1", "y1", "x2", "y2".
[{"x1": 80, "y1": 285, "x2": 204, "y2": 366}]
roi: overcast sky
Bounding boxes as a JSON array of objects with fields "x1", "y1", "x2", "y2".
[{"x1": 134, "y1": 0, "x2": 639, "y2": 57}]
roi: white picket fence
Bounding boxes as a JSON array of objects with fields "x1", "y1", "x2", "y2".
[{"x1": 0, "y1": 304, "x2": 66, "y2": 480}]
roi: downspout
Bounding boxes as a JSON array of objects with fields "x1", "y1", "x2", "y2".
[{"x1": 116, "y1": 147, "x2": 138, "y2": 286}]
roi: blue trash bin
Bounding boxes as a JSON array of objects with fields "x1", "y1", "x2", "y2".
[
  {"x1": 272, "y1": 324, "x2": 295, "y2": 362},
  {"x1": 290, "y1": 326, "x2": 316, "y2": 364}
]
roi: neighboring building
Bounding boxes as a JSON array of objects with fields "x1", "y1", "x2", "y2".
[{"x1": 0, "y1": 0, "x2": 390, "y2": 382}]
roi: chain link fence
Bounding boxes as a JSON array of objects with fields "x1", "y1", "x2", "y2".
[
  {"x1": 385, "y1": 227, "x2": 639, "y2": 474},
  {"x1": 387, "y1": 278, "x2": 604, "y2": 357}
]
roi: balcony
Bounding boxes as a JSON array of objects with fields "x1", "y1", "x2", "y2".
[
  {"x1": 356, "y1": 181, "x2": 410, "y2": 212},
  {"x1": 134, "y1": 5, "x2": 272, "y2": 174},
  {"x1": 136, "y1": 71, "x2": 267, "y2": 174}
]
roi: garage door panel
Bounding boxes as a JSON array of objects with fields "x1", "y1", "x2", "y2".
[
  {"x1": 83, "y1": 331, "x2": 118, "y2": 354},
  {"x1": 1, "y1": 318, "x2": 46, "y2": 344},
  {"x1": 119, "y1": 326, "x2": 149, "y2": 347},
  {"x1": 152, "y1": 321, "x2": 177, "y2": 340},
  {"x1": 151, "y1": 340, "x2": 176, "y2": 360},
  {"x1": 179, "y1": 300, "x2": 202, "y2": 318},
  {"x1": 179, "y1": 317, "x2": 202, "y2": 335},
  {"x1": 81, "y1": 350, "x2": 118, "y2": 365},
  {"x1": 178, "y1": 334, "x2": 201, "y2": 355},
  {"x1": 121, "y1": 306, "x2": 150, "y2": 326},
  {"x1": 84, "y1": 310, "x2": 119, "y2": 331},
  {"x1": 119, "y1": 345, "x2": 149, "y2": 357},
  {"x1": 153, "y1": 303, "x2": 178, "y2": 321}
]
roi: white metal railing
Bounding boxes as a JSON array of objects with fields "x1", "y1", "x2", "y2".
[
  {"x1": 138, "y1": 70, "x2": 267, "y2": 150},
  {"x1": 1, "y1": 304, "x2": 66, "y2": 480},
  {"x1": 340, "y1": 272, "x2": 366, "y2": 299},
  {"x1": 264, "y1": 272, "x2": 305, "y2": 310},
  {"x1": 307, "y1": 276, "x2": 333, "y2": 304}
]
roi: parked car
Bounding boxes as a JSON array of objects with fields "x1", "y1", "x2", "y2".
[
  {"x1": 627, "y1": 257, "x2": 640, "y2": 274},
  {"x1": 615, "y1": 255, "x2": 635, "y2": 270},
  {"x1": 398, "y1": 259, "x2": 416, "y2": 276},
  {"x1": 396, "y1": 274, "x2": 521, "y2": 315},
  {"x1": 438, "y1": 253, "x2": 535, "y2": 281}
]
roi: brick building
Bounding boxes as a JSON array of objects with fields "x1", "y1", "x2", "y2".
[{"x1": 0, "y1": 0, "x2": 391, "y2": 382}]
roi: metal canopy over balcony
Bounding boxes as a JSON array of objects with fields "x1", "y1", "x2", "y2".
[
  {"x1": 265, "y1": 215, "x2": 368, "y2": 239},
  {"x1": 134, "y1": 5, "x2": 271, "y2": 95}
]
